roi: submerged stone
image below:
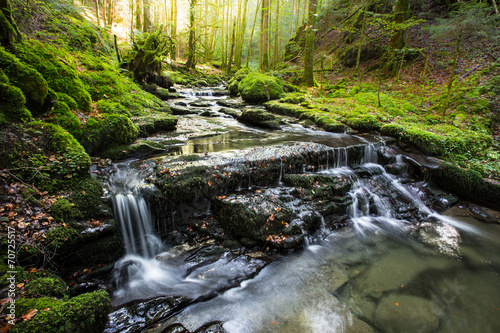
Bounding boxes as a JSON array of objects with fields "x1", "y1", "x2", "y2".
[{"x1": 374, "y1": 294, "x2": 440, "y2": 333}]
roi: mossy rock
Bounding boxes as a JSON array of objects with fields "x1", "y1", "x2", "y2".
[
  {"x1": 227, "y1": 67, "x2": 251, "y2": 96},
  {"x1": 430, "y1": 162, "x2": 500, "y2": 209},
  {"x1": 0, "y1": 122, "x2": 91, "y2": 192},
  {"x1": 71, "y1": 177, "x2": 104, "y2": 218},
  {"x1": 0, "y1": 46, "x2": 49, "y2": 114},
  {"x1": 15, "y1": 40, "x2": 92, "y2": 113},
  {"x1": 95, "y1": 100, "x2": 131, "y2": 117},
  {"x1": 134, "y1": 113, "x2": 178, "y2": 137},
  {"x1": 46, "y1": 101, "x2": 82, "y2": 139},
  {"x1": 380, "y1": 122, "x2": 492, "y2": 157},
  {"x1": 11, "y1": 290, "x2": 111, "y2": 333},
  {"x1": 239, "y1": 109, "x2": 285, "y2": 129},
  {"x1": 81, "y1": 114, "x2": 139, "y2": 154},
  {"x1": 25, "y1": 276, "x2": 67, "y2": 298},
  {"x1": 238, "y1": 72, "x2": 284, "y2": 103},
  {"x1": 15, "y1": 297, "x2": 63, "y2": 318},
  {"x1": 50, "y1": 198, "x2": 83, "y2": 223},
  {"x1": 0, "y1": 76, "x2": 33, "y2": 125}
]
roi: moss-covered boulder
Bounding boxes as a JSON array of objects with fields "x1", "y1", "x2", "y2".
[
  {"x1": 239, "y1": 109, "x2": 285, "y2": 129},
  {"x1": 50, "y1": 198, "x2": 83, "y2": 223},
  {"x1": 227, "y1": 67, "x2": 251, "y2": 96},
  {"x1": 0, "y1": 71, "x2": 33, "y2": 125},
  {"x1": 11, "y1": 290, "x2": 111, "y2": 333},
  {"x1": 134, "y1": 113, "x2": 178, "y2": 137},
  {"x1": 71, "y1": 177, "x2": 105, "y2": 218},
  {"x1": 0, "y1": 46, "x2": 49, "y2": 114},
  {"x1": 0, "y1": 122, "x2": 91, "y2": 192},
  {"x1": 81, "y1": 114, "x2": 139, "y2": 154},
  {"x1": 15, "y1": 40, "x2": 92, "y2": 113},
  {"x1": 46, "y1": 101, "x2": 82, "y2": 139},
  {"x1": 430, "y1": 162, "x2": 500, "y2": 209},
  {"x1": 237, "y1": 72, "x2": 284, "y2": 103},
  {"x1": 25, "y1": 276, "x2": 67, "y2": 298}
]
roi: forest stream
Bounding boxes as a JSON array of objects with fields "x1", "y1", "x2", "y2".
[{"x1": 101, "y1": 87, "x2": 500, "y2": 333}]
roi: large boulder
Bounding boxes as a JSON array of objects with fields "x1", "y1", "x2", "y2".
[{"x1": 237, "y1": 72, "x2": 284, "y2": 103}]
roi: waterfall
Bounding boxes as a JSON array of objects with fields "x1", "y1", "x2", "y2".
[
  {"x1": 109, "y1": 165, "x2": 163, "y2": 258},
  {"x1": 112, "y1": 188, "x2": 162, "y2": 258}
]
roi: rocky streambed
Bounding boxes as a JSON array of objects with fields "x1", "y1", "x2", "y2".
[{"x1": 98, "y1": 87, "x2": 500, "y2": 333}]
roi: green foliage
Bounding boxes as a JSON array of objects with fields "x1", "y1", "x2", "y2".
[
  {"x1": 70, "y1": 177, "x2": 104, "y2": 218},
  {"x1": 25, "y1": 276, "x2": 67, "y2": 298},
  {"x1": 11, "y1": 290, "x2": 111, "y2": 333},
  {"x1": 46, "y1": 101, "x2": 82, "y2": 139},
  {"x1": 81, "y1": 114, "x2": 139, "y2": 154},
  {"x1": 15, "y1": 297, "x2": 63, "y2": 318},
  {"x1": 0, "y1": 46, "x2": 48, "y2": 114},
  {"x1": 125, "y1": 27, "x2": 175, "y2": 86},
  {"x1": 238, "y1": 72, "x2": 284, "y2": 103}
]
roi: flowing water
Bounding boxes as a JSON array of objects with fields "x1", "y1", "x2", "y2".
[{"x1": 105, "y1": 87, "x2": 500, "y2": 333}]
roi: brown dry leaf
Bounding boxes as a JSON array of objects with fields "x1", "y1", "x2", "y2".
[
  {"x1": 0, "y1": 298, "x2": 12, "y2": 306},
  {"x1": 21, "y1": 309, "x2": 38, "y2": 321},
  {"x1": 0, "y1": 323, "x2": 13, "y2": 333}
]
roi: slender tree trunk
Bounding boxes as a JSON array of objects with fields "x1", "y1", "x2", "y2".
[
  {"x1": 492, "y1": 0, "x2": 499, "y2": 15},
  {"x1": 273, "y1": 0, "x2": 280, "y2": 69},
  {"x1": 260, "y1": 0, "x2": 270, "y2": 71},
  {"x1": 143, "y1": 0, "x2": 151, "y2": 32},
  {"x1": 246, "y1": 0, "x2": 260, "y2": 67},
  {"x1": 170, "y1": 0, "x2": 177, "y2": 59},
  {"x1": 302, "y1": 0, "x2": 317, "y2": 86},
  {"x1": 186, "y1": 0, "x2": 197, "y2": 69},
  {"x1": 389, "y1": 0, "x2": 409, "y2": 75},
  {"x1": 135, "y1": 0, "x2": 142, "y2": 32},
  {"x1": 95, "y1": 0, "x2": 101, "y2": 27},
  {"x1": 228, "y1": 19, "x2": 236, "y2": 73}
]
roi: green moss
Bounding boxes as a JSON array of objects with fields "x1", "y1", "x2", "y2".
[
  {"x1": 431, "y1": 162, "x2": 500, "y2": 209},
  {"x1": 15, "y1": 40, "x2": 92, "y2": 113},
  {"x1": 238, "y1": 72, "x2": 284, "y2": 103},
  {"x1": 44, "y1": 226, "x2": 80, "y2": 250},
  {"x1": 47, "y1": 101, "x2": 82, "y2": 139},
  {"x1": 50, "y1": 198, "x2": 83, "y2": 223},
  {"x1": 227, "y1": 67, "x2": 251, "y2": 96},
  {"x1": 81, "y1": 114, "x2": 139, "y2": 154},
  {"x1": 11, "y1": 290, "x2": 111, "y2": 333},
  {"x1": 15, "y1": 297, "x2": 62, "y2": 318},
  {"x1": 134, "y1": 113, "x2": 178, "y2": 137},
  {"x1": 380, "y1": 122, "x2": 492, "y2": 157},
  {"x1": 25, "y1": 276, "x2": 67, "y2": 298},
  {"x1": 239, "y1": 109, "x2": 284, "y2": 129},
  {"x1": 0, "y1": 47, "x2": 48, "y2": 114},
  {"x1": 0, "y1": 77, "x2": 32, "y2": 125},
  {"x1": 56, "y1": 92, "x2": 78, "y2": 110},
  {"x1": 71, "y1": 177, "x2": 104, "y2": 218}
]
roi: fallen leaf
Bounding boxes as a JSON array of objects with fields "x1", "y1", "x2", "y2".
[{"x1": 21, "y1": 309, "x2": 38, "y2": 321}]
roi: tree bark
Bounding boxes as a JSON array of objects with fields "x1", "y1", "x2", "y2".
[
  {"x1": 302, "y1": 0, "x2": 317, "y2": 86},
  {"x1": 246, "y1": 0, "x2": 260, "y2": 67},
  {"x1": 185, "y1": 0, "x2": 197, "y2": 69},
  {"x1": 143, "y1": 0, "x2": 151, "y2": 32},
  {"x1": 260, "y1": 0, "x2": 269, "y2": 71}
]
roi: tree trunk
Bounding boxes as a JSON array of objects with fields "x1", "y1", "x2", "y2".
[
  {"x1": 95, "y1": 0, "x2": 101, "y2": 27},
  {"x1": 302, "y1": 0, "x2": 317, "y2": 86},
  {"x1": 246, "y1": 0, "x2": 260, "y2": 67},
  {"x1": 227, "y1": 19, "x2": 236, "y2": 73},
  {"x1": 389, "y1": 0, "x2": 409, "y2": 75},
  {"x1": 442, "y1": 29, "x2": 462, "y2": 115},
  {"x1": 186, "y1": 0, "x2": 197, "y2": 69},
  {"x1": 260, "y1": 0, "x2": 269, "y2": 71},
  {"x1": 170, "y1": 0, "x2": 177, "y2": 59},
  {"x1": 143, "y1": 0, "x2": 151, "y2": 32},
  {"x1": 135, "y1": 0, "x2": 142, "y2": 32},
  {"x1": 273, "y1": 0, "x2": 280, "y2": 69}
]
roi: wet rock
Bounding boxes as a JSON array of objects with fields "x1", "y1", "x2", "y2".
[
  {"x1": 216, "y1": 100, "x2": 244, "y2": 108},
  {"x1": 468, "y1": 203, "x2": 500, "y2": 223},
  {"x1": 134, "y1": 114, "x2": 178, "y2": 137},
  {"x1": 189, "y1": 101, "x2": 213, "y2": 108},
  {"x1": 175, "y1": 101, "x2": 188, "y2": 107},
  {"x1": 374, "y1": 294, "x2": 440, "y2": 333},
  {"x1": 239, "y1": 109, "x2": 285, "y2": 129},
  {"x1": 193, "y1": 321, "x2": 227, "y2": 333},
  {"x1": 384, "y1": 163, "x2": 407, "y2": 176},
  {"x1": 160, "y1": 323, "x2": 189, "y2": 333},
  {"x1": 170, "y1": 105, "x2": 198, "y2": 115},
  {"x1": 151, "y1": 88, "x2": 179, "y2": 100},
  {"x1": 219, "y1": 107, "x2": 242, "y2": 118},
  {"x1": 345, "y1": 317, "x2": 375, "y2": 333}
]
